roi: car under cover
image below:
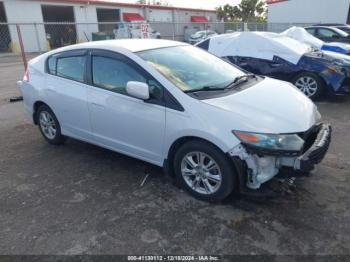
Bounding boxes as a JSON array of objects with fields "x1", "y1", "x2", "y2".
[
  {"x1": 281, "y1": 26, "x2": 350, "y2": 55},
  {"x1": 196, "y1": 32, "x2": 350, "y2": 95}
]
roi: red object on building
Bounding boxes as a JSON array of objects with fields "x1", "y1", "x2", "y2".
[
  {"x1": 191, "y1": 16, "x2": 209, "y2": 23},
  {"x1": 123, "y1": 13, "x2": 145, "y2": 21}
]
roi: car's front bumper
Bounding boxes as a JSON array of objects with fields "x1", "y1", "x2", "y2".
[
  {"x1": 294, "y1": 124, "x2": 332, "y2": 172},
  {"x1": 229, "y1": 123, "x2": 332, "y2": 189}
]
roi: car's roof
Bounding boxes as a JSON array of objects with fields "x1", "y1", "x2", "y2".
[{"x1": 50, "y1": 39, "x2": 187, "y2": 54}]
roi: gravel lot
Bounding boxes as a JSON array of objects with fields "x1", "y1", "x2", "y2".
[{"x1": 0, "y1": 54, "x2": 349, "y2": 256}]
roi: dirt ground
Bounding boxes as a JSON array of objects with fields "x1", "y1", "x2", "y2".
[{"x1": 0, "y1": 53, "x2": 349, "y2": 257}]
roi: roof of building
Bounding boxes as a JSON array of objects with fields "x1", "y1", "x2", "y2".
[{"x1": 41, "y1": 0, "x2": 216, "y2": 12}]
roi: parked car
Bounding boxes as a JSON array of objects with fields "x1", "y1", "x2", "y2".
[
  {"x1": 282, "y1": 26, "x2": 350, "y2": 55},
  {"x1": 196, "y1": 32, "x2": 350, "y2": 99},
  {"x1": 313, "y1": 23, "x2": 350, "y2": 34},
  {"x1": 189, "y1": 30, "x2": 217, "y2": 45},
  {"x1": 305, "y1": 26, "x2": 350, "y2": 44},
  {"x1": 17, "y1": 39, "x2": 331, "y2": 202}
]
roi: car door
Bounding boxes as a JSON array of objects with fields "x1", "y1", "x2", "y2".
[
  {"x1": 86, "y1": 49, "x2": 166, "y2": 165},
  {"x1": 45, "y1": 50, "x2": 92, "y2": 140}
]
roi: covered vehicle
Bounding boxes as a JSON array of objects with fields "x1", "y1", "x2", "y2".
[
  {"x1": 196, "y1": 32, "x2": 350, "y2": 99},
  {"x1": 188, "y1": 30, "x2": 218, "y2": 45},
  {"x1": 282, "y1": 27, "x2": 350, "y2": 55}
]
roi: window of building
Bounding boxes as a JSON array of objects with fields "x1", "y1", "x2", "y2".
[
  {"x1": 96, "y1": 8, "x2": 120, "y2": 34},
  {"x1": 0, "y1": 1, "x2": 11, "y2": 52},
  {"x1": 41, "y1": 5, "x2": 77, "y2": 49}
]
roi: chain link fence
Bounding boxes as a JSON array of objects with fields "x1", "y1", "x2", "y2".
[{"x1": 0, "y1": 21, "x2": 314, "y2": 56}]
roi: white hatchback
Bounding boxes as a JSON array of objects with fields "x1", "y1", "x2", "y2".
[{"x1": 17, "y1": 39, "x2": 331, "y2": 202}]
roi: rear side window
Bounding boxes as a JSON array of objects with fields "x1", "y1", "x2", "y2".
[
  {"x1": 305, "y1": 28, "x2": 316, "y2": 35},
  {"x1": 47, "y1": 53, "x2": 86, "y2": 83},
  {"x1": 57, "y1": 56, "x2": 86, "y2": 82},
  {"x1": 47, "y1": 56, "x2": 57, "y2": 75}
]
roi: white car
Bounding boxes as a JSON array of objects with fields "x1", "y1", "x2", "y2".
[
  {"x1": 17, "y1": 39, "x2": 331, "y2": 202},
  {"x1": 189, "y1": 30, "x2": 217, "y2": 45}
]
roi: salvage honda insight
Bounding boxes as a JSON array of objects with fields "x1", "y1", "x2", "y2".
[{"x1": 17, "y1": 39, "x2": 331, "y2": 202}]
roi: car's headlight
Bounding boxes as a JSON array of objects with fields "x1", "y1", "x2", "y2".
[{"x1": 232, "y1": 131, "x2": 304, "y2": 151}]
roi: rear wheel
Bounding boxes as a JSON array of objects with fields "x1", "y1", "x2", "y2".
[
  {"x1": 174, "y1": 140, "x2": 236, "y2": 202},
  {"x1": 293, "y1": 72, "x2": 324, "y2": 99},
  {"x1": 37, "y1": 105, "x2": 66, "y2": 145}
]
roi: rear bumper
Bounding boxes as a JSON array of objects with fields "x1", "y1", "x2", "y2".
[{"x1": 294, "y1": 124, "x2": 332, "y2": 172}]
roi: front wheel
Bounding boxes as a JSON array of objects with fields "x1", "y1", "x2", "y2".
[
  {"x1": 293, "y1": 72, "x2": 324, "y2": 99},
  {"x1": 174, "y1": 140, "x2": 236, "y2": 202}
]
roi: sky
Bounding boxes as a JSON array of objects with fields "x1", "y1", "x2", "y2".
[{"x1": 116, "y1": 0, "x2": 241, "y2": 10}]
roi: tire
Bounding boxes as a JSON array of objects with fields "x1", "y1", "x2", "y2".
[
  {"x1": 173, "y1": 140, "x2": 236, "y2": 202},
  {"x1": 36, "y1": 105, "x2": 66, "y2": 145},
  {"x1": 293, "y1": 72, "x2": 325, "y2": 99}
]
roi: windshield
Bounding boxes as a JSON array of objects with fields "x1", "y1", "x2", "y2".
[{"x1": 137, "y1": 45, "x2": 244, "y2": 92}]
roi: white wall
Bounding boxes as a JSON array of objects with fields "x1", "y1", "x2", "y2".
[
  {"x1": 268, "y1": 0, "x2": 350, "y2": 24},
  {"x1": 147, "y1": 9, "x2": 173, "y2": 22},
  {"x1": 3, "y1": 0, "x2": 45, "y2": 52},
  {"x1": 74, "y1": 5, "x2": 98, "y2": 42}
]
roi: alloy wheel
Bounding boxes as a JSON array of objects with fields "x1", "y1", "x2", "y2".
[
  {"x1": 39, "y1": 111, "x2": 57, "y2": 140},
  {"x1": 180, "y1": 151, "x2": 222, "y2": 195},
  {"x1": 295, "y1": 76, "x2": 318, "y2": 97}
]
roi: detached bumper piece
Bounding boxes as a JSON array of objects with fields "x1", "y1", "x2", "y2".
[{"x1": 294, "y1": 124, "x2": 332, "y2": 172}]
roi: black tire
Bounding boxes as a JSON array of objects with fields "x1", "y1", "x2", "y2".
[
  {"x1": 36, "y1": 105, "x2": 66, "y2": 145},
  {"x1": 293, "y1": 72, "x2": 325, "y2": 99},
  {"x1": 173, "y1": 140, "x2": 236, "y2": 202}
]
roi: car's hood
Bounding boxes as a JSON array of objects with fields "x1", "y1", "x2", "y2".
[
  {"x1": 306, "y1": 50, "x2": 350, "y2": 66},
  {"x1": 200, "y1": 77, "x2": 318, "y2": 134}
]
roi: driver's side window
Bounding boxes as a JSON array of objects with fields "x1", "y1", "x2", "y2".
[
  {"x1": 92, "y1": 55, "x2": 162, "y2": 100},
  {"x1": 318, "y1": 28, "x2": 338, "y2": 38}
]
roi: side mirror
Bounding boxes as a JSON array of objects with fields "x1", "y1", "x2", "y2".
[{"x1": 126, "y1": 81, "x2": 150, "y2": 100}]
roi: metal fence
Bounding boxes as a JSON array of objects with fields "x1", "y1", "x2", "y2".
[{"x1": 0, "y1": 22, "x2": 314, "y2": 55}]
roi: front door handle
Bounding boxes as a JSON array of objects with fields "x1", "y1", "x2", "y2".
[{"x1": 91, "y1": 102, "x2": 105, "y2": 108}]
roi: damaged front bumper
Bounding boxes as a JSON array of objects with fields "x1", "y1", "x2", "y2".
[{"x1": 229, "y1": 124, "x2": 332, "y2": 189}]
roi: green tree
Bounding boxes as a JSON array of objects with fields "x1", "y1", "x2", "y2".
[{"x1": 217, "y1": 0, "x2": 267, "y2": 22}]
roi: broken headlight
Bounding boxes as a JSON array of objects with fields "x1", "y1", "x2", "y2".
[{"x1": 232, "y1": 131, "x2": 304, "y2": 151}]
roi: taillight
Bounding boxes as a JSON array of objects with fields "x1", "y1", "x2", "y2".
[{"x1": 23, "y1": 69, "x2": 29, "y2": 82}]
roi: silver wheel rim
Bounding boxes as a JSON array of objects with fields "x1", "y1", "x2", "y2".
[
  {"x1": 180, "y1": 151, "x2": 222, "y2": 195},
  {"x1": 39, "y1": 111, "x2": 57, "y2": 140},
  {"x1": 295, "y1": 76, "x2": 318, "y2": 97}
]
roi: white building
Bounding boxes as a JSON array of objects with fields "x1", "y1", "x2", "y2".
[
  {"x1": 0, "y1": 0, "x2": 217, "y2": 53},
  {"x1": 268, "y1": 0, "x2": 350, "y2": 24}
]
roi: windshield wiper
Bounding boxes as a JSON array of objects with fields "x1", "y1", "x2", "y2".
[
  {"x1": 184, "y1": 74, "x2": 256, "y2": 93},
  {"x1": 225, "y1": 74, "x2": 256, "y2": 89},
  {"x1": 184, "y1": 85, "x2": 226, "y2": 93}
]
